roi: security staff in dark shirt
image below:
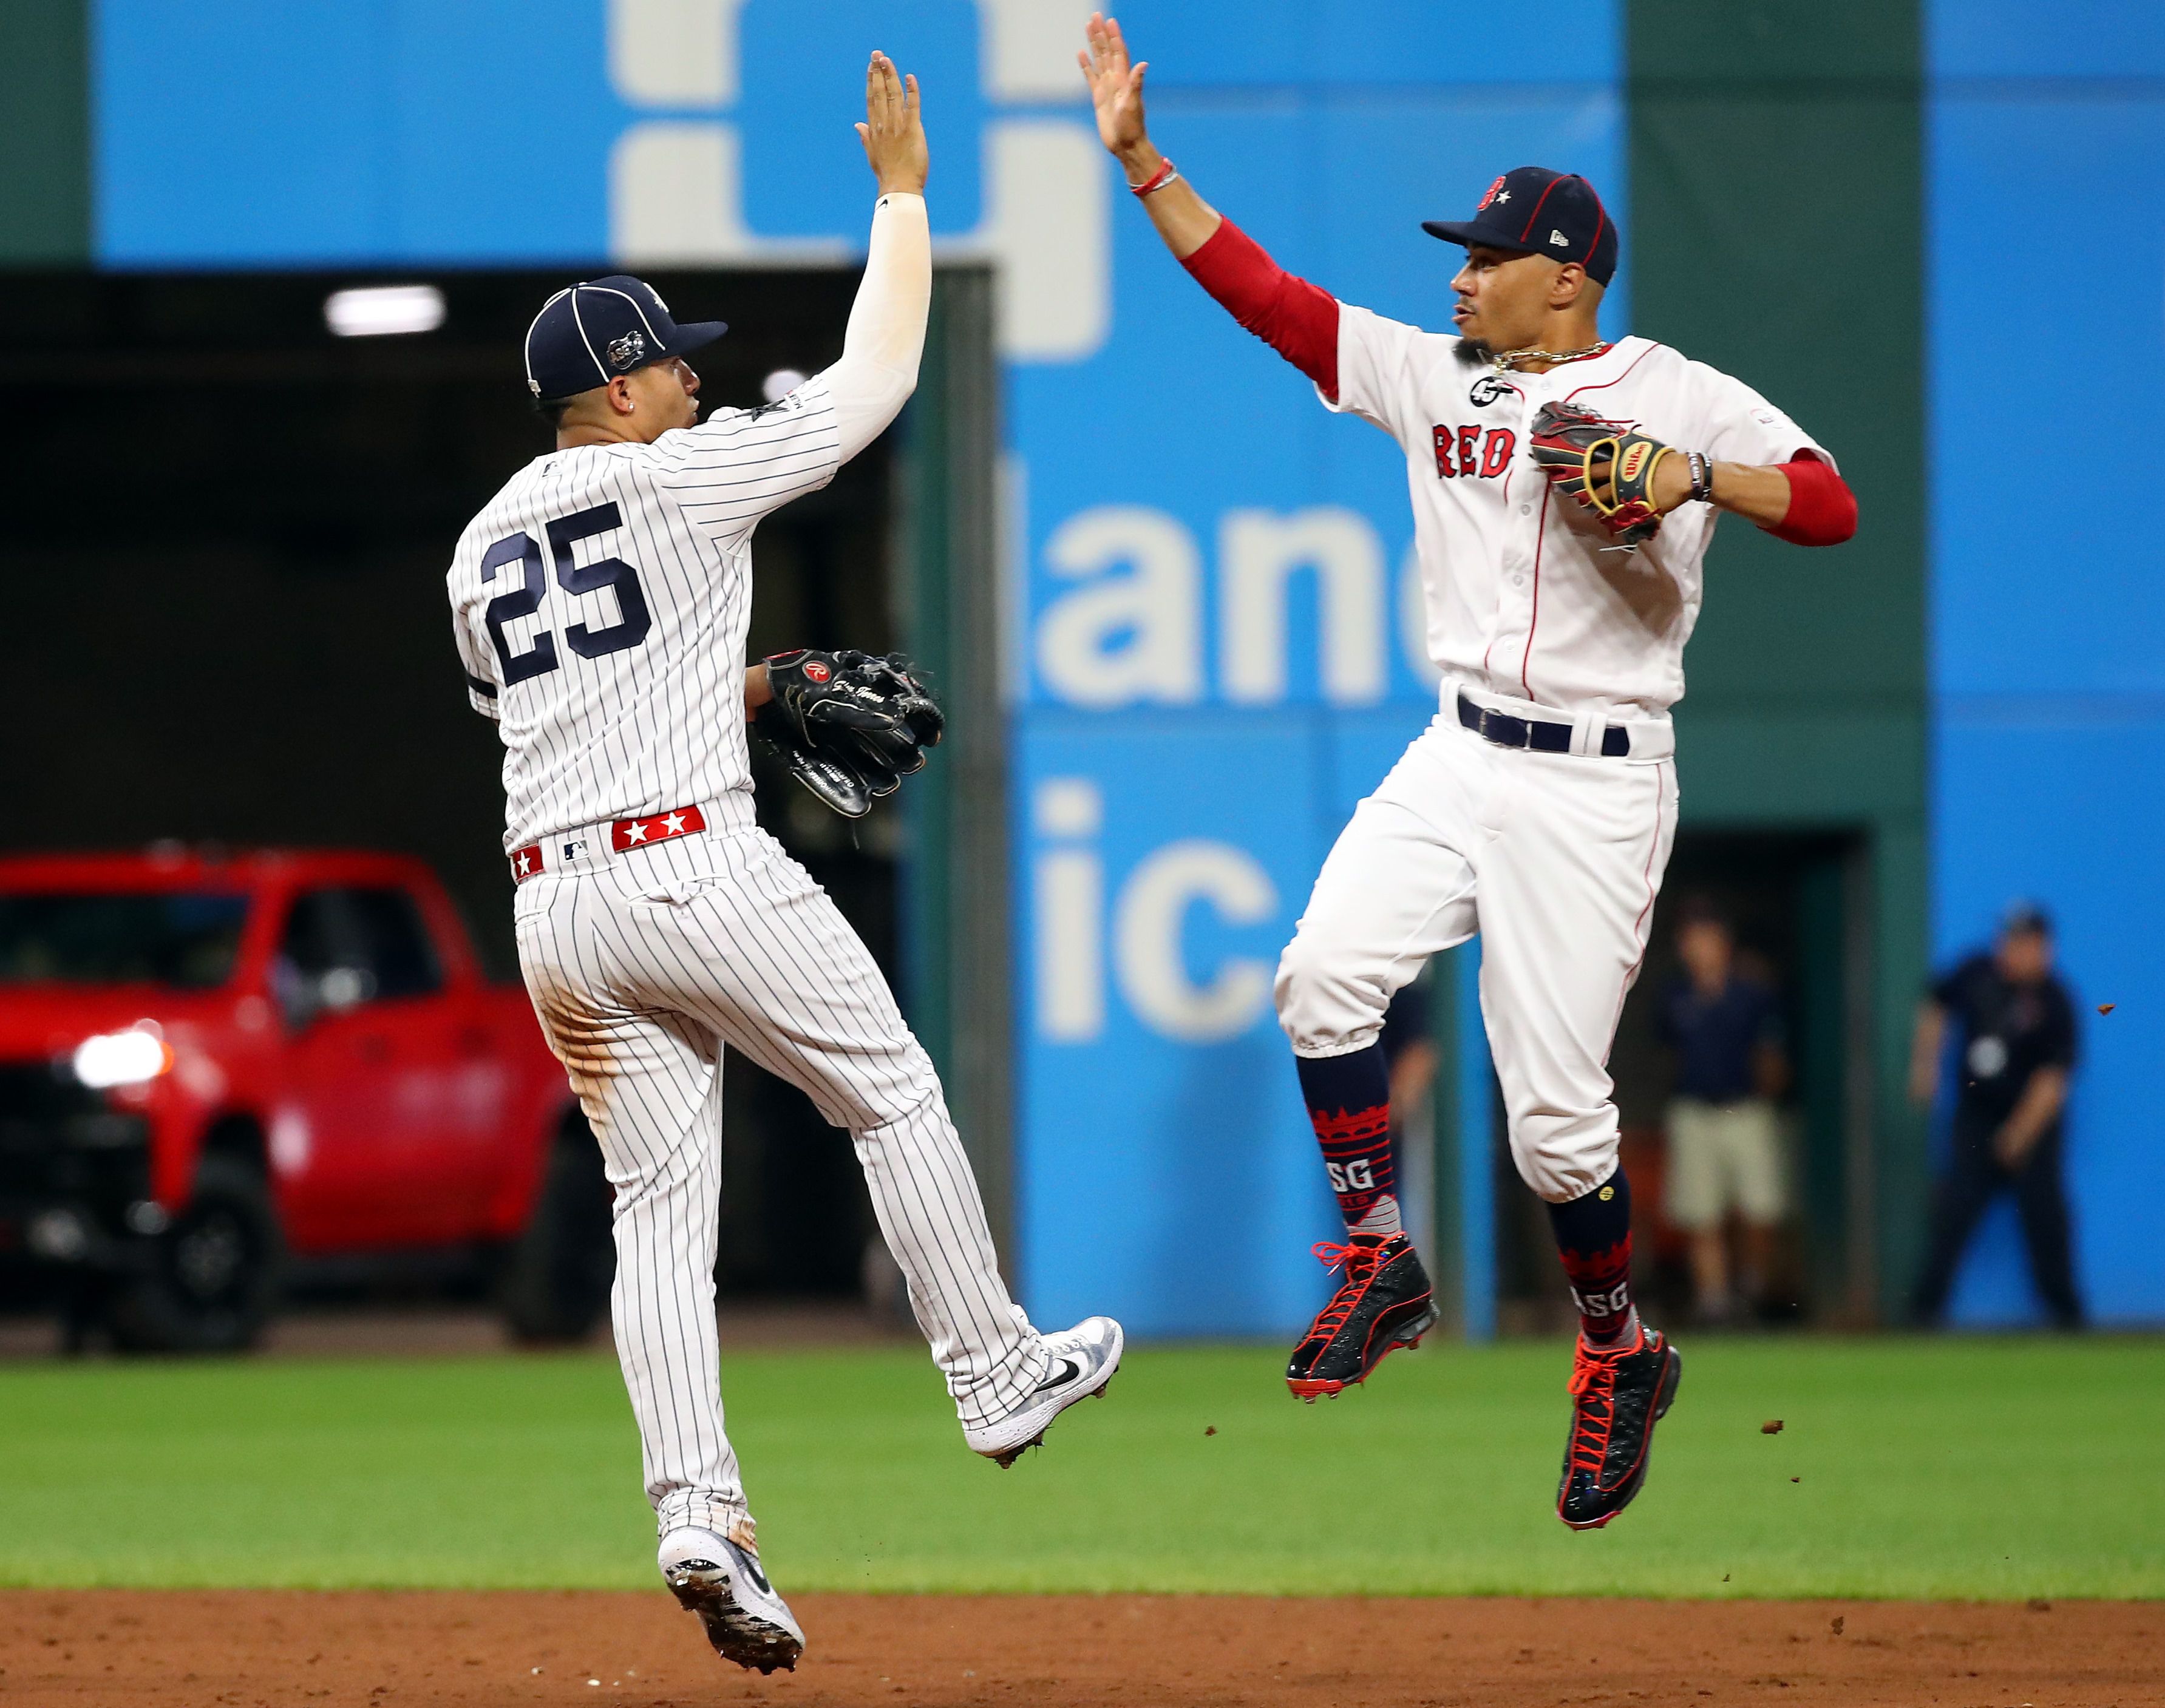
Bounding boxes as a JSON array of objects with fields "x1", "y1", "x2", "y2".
[{"x1": 1908, "y1": 904, "x2": 2083, "y2": 1327}]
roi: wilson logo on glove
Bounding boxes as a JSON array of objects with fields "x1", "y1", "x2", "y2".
[{"x1": 1527, "y1": 401, "x2": 1677, "y2": 550}]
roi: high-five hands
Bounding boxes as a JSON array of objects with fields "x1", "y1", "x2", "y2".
[
  {"x1": 857, "y1": 50, "x2": 927, "y2": 195},
  {"x1": 1078, "y1": 13, "x2": 1219, "y2": 257},
  {"x1": 1079, "y1": 13, "x2": 1152, "y2": 172}
]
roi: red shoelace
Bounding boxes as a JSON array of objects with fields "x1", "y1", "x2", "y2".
[
  {"x1": 1565, "y1": 1342, "x2": 1622, "y2": 1481},
  {"x1": 1305, "y1": 1240, "x2": 1382, "y2": 1343}
]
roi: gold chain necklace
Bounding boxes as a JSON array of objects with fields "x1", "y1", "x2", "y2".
[{"x1": 1494, "y1": 341, "x2": 1611, "y2": 371}]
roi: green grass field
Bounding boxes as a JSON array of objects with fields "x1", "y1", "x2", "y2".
[{"x1": 0, "y1": 1337, "x2": 2157, "y2": 1599}]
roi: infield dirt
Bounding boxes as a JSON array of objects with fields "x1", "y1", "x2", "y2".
[{"x1": 4, "y1": 1590, "x2": 2159, "y2": 1707}]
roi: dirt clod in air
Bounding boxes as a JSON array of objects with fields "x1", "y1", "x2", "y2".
[{"x1": 1761, "y1": 1420, "x2": 1785, "y2": 1435}]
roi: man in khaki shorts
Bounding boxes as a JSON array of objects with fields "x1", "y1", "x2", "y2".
[{"x1": 1659, "y1": 903, "x2": 1789, "y2": 1323}]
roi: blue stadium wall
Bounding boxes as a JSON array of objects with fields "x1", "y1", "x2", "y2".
[
  {"x1": 1928, "y1": 2, "x2": 2165, "y2": 1326},
  {"x1": 22, "y1": 0, "x2": 2158, "y2": 1330}
]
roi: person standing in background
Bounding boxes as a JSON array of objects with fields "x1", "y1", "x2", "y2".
[
  {"x1": 1909, "y1": 905, "x2": 2084, "y2": 1329},
  {"x1": 1658, "y1": 903, "x2": 1789, "y2": 1324}
]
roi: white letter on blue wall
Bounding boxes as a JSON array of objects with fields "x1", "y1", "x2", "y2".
[
  {"x1": 1036, "y1": 506, "x2": 1203, "y2": 706},
  {"x1": 1033, "y1": 778, "x2": 1104, "y2": 1042},
  {"x1": 1220, "y1": 507, "x2": 1386, "y2": 705},
  {"x1": 1113, "y1": 841, "x2": 1278, "y2": 1042}
]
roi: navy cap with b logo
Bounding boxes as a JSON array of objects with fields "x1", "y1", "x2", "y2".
[
  {"x1": 522, "y1": 274, "x2": 728, "y2": 404},
  {"x1": 1421, "y1": 167, "x2": 1619, "y2": 286}
]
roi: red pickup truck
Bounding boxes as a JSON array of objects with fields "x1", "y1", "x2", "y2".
[{"x1": 0, "y1": 846, "x2": 609, "y2": 1351}]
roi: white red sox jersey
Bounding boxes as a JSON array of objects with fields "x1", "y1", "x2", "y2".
[
  {"x1": 1326, "y1": 316, "x2": 1833, "y2": 717},
  {"x1": 447, "y1": 378, "x2": 841, "y2": 851}
]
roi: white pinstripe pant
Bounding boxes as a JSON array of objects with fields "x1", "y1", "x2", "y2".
[{"x1": 514, "y1": 822, "x2": 1045, "y2": 1537}]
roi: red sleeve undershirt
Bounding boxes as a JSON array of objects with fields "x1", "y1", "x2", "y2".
[
  {"x1": 1180, "y1": 219, "x2": 1855, "y2": 547},
  {"x1": 1179, "y1": 217, "x2": 1341, "y2": 399},
  {"x1": 1767, "y1": 455, "x2": 1857, "y2": 547}
]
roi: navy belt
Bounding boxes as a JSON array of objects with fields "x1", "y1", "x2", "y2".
[{"x1": 1458, "y1": 693, "x2": 1630, "y2": 758}]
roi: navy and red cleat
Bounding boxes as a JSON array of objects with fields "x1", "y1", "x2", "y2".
[
  {"x1": 1285, "y1": 1232, "x2": 1439, "y2": 1401},
  {"x1": 1555, "y1": 1323, "x2": 1683, "y2": 1530}
]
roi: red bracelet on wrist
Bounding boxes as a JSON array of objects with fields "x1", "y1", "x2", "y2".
[{"x1": 1129, "y1": 157, "x2": 1178, "y2": 197}]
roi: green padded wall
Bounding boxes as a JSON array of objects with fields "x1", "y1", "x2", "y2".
[
  {"x1": 1628, "y1": 0, "x2": 1928, "y2": 1317},
  {"x1": 0, "y1": 0, "x2": 90, "y2": 263},
  {"x1": 899, "y1": 268, "x2": 1014, "y2": 1258}
]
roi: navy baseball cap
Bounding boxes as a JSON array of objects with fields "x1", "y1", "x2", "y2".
[
  {"x1": 522, "y1": 274, "x2": 727, "y2": 404},
  {"x1": 2002, "y1": 901, "x2": 2053, "y2": 938},
  {"x1": 1422, "y1": 167, "x2": 1619, "y2": 286}
]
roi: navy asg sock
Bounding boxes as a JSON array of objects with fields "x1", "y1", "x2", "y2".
[
  {"x1": 1548, "y1": 1169, "x2": 1636, "y2": 1346},
  {"x1": 1296, "y1": 1046, "x2": 1401, "y2": 1238}
]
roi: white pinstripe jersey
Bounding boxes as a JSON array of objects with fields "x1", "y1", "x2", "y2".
[{"x1": 449, "y1": 378, "x2": 841, "y2": 851}]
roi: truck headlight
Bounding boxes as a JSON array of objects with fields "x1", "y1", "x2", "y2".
[
  {"x1": 28, "y1": 1208, "x2": 92, "y2": 1262},
  {"x1": 72, "y1": 1029, "x2": 175, "y2": 1090}
]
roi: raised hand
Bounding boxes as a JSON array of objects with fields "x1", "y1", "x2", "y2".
[
  {"x1": 855, "y1": 50, "x2": 927, "y2": 195},
  {"x1": 1078, "y1": 12, "x2": 1150, "y2": 168}
]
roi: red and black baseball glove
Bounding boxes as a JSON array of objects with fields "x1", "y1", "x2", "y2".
[{"x1": 1528, "y1": 401, "x2": 1676, "y2": 548}]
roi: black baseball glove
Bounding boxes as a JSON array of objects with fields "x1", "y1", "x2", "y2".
[
  {"x1": 1527, "y1": 401, "x2": 1676, "y2": 548},
  {"x1": 754, "y1": 649, "x2": 945, "y2": 819}
]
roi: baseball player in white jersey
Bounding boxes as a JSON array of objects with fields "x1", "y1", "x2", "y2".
[
  {"x1": 447, "y1": 56, "x2": 1121, "y2": 1672},
  {"x1": 1082, "y1": 16, "x2": 1855, "y2": 1529}
]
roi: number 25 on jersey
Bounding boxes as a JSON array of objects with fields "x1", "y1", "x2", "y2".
[{"x1": 481, "y1": 501, "x2": 651, "y2": 684}]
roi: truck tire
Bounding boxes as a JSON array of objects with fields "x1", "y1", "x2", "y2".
[
  {"x1": 498, "y1": 1123, "x2": 614, "y2": 1344},
  {"x1": 108, "y1": 1155, "x2": 285, "y2": 1354}
]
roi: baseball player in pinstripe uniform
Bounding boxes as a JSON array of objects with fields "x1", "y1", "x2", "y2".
[{"x1": 447, "y1": 56, "x2": 1121, "y2": 1674}]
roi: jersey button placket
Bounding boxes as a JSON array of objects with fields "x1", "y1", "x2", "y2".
[
  {"x1": 1498, "y1": 390, "x2": 1545, "y2": 671},
  {"x1": 1504, "y1": 393, "x2": 1532, "y2": 591}
]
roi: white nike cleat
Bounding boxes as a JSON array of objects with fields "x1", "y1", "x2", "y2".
[
  {"x1": 964, "y1": 1315, "x2": 1124, "y2": 1468},
  {"x1": 658, "y1": 1522, "x2": 804, "y2": 1675}
]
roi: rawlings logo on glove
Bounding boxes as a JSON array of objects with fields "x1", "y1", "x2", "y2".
[
  {"x1": 1527, "y1": 401, "x2": 1676, "y2": 548},
  {"x1": 755, "y1": 649, "x2": 945, "y2": 819}
]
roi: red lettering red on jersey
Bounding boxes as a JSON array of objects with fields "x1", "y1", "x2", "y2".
[{"x1": 1433, "y1": 426, "x2": 1518, "y2": 482}]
